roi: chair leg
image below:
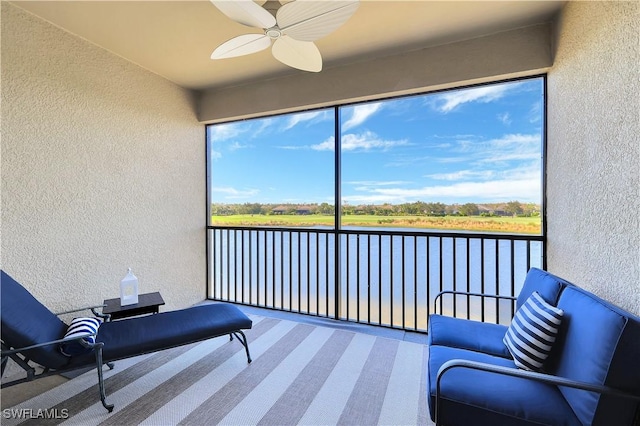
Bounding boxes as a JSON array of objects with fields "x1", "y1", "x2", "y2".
[
  {"x1": 232, "y1": 331, "x2": 252, "y2": 363},
  {"x1": 94, "y1": 344, "x2": 114, "y2": 412}
]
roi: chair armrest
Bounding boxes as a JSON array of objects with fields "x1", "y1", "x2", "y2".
[
  {"x1": 1, "y1": 333, "x2": 98, "y2": 357},
  {"x1": 433, "y1": 290, "x2": 517, "y2": 314},
  {"x1": 55, "y1": 305, "x2": 111, "y2": 321},
  {"x1": 435, "y1": 359, "x2": 640, "y2": 426}
]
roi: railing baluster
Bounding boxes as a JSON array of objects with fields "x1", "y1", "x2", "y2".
[
  {"x1": 466, "y1": 238, "x2": 471, "y2": 320},
  {"x1": 307, "y1": 231, "x2": 310, "y2": 314},
  {"x1": 272, "y1": 230, "x2": 276, "y2": 309},
  {"x1": 389, "y1": 235, "x2": 393, "y2": 327},
  {"x1": 226, "y1": 228, "x2": 230, "y2": 302},
  {"x1": 289, "y1": 231, "x2": 293, "y2": 312},
  {"x1": 326, "y1": 233, "x2": 329, "y2": 317},
  {"x1": 241, "y1": 230, "x2": 245, "y2": 304},
  {"x1": 439, "y1": 237, "x2": 443, "y2": 315},
  {"x1": 414, "y1": 236, "x2": 418, "y2": 331},
  {"x1": 264, "y1": 231, "x2": 268, "y2": 308},
  {"x1": 357, "y1": 234, "x2": 361, "y2": 322},
  {"x1": 255, "y1": 231, "x2": 259, "y2": 306},
  {"x1": 481, "y1": 237, "x2": 485, "y2": 322},
  {"x1": 426, "y1": 236, "x2": 431, "y2": 324},
  {"x1": 378, "y1": 234, "x2": 382, "y2": 326},
  {"x1": 248, "y1": 231, "x2": 253, "y2": 305},
  {"x1": 346, "y1": 234, "x2": 350, "y2": 321},
  {"x1": 495, "y1": 239, "x2": 500, "y2": 324},
  {"x1": 280, "y1": 232, "x2": 284, "y2": 310},
  {"x1": 316, "y1": 232, "x2": 320, "y2": 316},
  {"x1": 233, "y1": 230, "x2": 238, "y2": 303},
  {"x1": 453, "y1": 237, "x2": 457, "y2": 318},
  {"x1": 402, "y1": 235, "x2": 406, "y2": 329},
  {"x1": 298, "y1": 232, "x2": 301, "y2": 312},
  {"x1": 367, "y1": 234, "x2": 371, "y2": 325},
  {"x1": 510, "y1": 239, "x2": 515, "y2": 319}
]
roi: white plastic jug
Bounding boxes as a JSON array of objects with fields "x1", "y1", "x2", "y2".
[{"x1": 120, "y1": 268, "x2": 139, "y2": 306}]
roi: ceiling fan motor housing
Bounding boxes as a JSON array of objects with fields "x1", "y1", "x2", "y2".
[{"x1": 266, "y1": 27, "x2": 282, "y2": 39}]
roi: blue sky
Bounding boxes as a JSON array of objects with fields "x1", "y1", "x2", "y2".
[{"x1": 208, "y1": 77, "x2": 543, "y2": 205}]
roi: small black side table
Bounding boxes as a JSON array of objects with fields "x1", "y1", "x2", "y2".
[{"x1": 102, "y1": 292, "x2": 165, "y2": 320}]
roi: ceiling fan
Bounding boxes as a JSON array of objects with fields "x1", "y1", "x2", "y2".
[{"x1": 210, "y1": 0, "x2": 360, "y2": 72}]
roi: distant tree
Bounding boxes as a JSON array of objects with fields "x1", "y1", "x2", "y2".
[
  {"x1": 459, "y1": 203, "x2": 479, "y2": 216},
  {"x1": 445, "y1": 204, "x2": 459, "y2": 215},
  {"x1": 505, "y1": 200, "x2": 523, "y2": 216},
  {"x1": 400, "y1": 203, "x2": 420, "y2": 215},
  {"x1": 318, "y1": 203, "x2": 334, "y2": 215},
  {"x1": 521, "y1": 203, "x2": 539, "y2": 217},
  {"x1": 246, "y1": 203, "x2": 263, "y2": 215},
  {"x1": 342, "y1": 204, "x2": 355, "y2": 215},
  {"x1": 414, "y1": 201, "x2": 427, "y2": 215},
  {"x1": 426, "y1": 202, "x2": 446, "y2": 216}
]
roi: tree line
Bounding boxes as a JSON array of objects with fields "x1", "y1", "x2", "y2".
[{"x1": 211, "y1": 201, "x2": 540, "y2": 217}]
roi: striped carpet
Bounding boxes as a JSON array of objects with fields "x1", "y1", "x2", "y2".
[{"x1": 5, "y1": 315, "x2": 430, "y2": 426}]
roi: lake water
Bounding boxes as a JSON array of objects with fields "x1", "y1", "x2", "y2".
[{"x1": 209, "y1": 227, "x2": 543, "y2": 332}]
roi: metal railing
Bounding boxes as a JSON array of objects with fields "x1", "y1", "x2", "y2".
[{"x1": 207, "y1": 226, "x2": 545, "y2": 333}]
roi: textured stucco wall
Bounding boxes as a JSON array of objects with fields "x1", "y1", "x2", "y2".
[
  {"x1": 1, "y1": 3, "x2": 205, "y2": 313},
  {"x1": 547, "y1": 1, "x2": 639, "y2": 315}
]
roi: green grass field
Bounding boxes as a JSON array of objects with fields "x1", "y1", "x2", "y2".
[{"x1": 211, "y1": 214, "x2": 542, "y2": 234}]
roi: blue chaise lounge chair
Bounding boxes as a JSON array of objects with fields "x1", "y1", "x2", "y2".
[{"x1": 0, "y1": 270, "x2": 252, "y2": 412}]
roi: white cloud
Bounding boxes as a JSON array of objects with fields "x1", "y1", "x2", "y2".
[
  {"x1": 498, "y1": 112, "x2": 512, "y2": 125},
  {"x1": 479, "y1": 134, "x2": 540, "y2": 163},
  {"x1": 342, "y1": 103, "x2": 383, "y2": 131},
  {"x1": 344, "y1": 176, "x2": 540, "y2": 204},
  {"x1": 310, "y1": 132, "x2": 408, "y2": 152},
  {"x1": 489, "y1": 133, "x2": 539, "y2": 147},
  {"x1": 210, "y1": 150, "x2": 222, "y2": 160},
  {"x1": 529, "y1": 101, "x2": 542, "y2": 123},
  {"x1": 229, "y1": 141, "x2": 251, "y2": 151},
  {"x1": 253, "y1": 117, "x2": 274, "y2": 137},
  {"x1": 347, "y1": 180, "x2": 411, "y2": 187},
  {"x1": 427, "y1": 170, "x2": 495, "y2": 181},
  {"x1": 344, "y1": 146, "x2": 542, "y2": 204},
  {"x1": 212, "y1": 186, "x2": 259, "y2": 200},
  {"x1": 277, "y1": 145, "x2": 306, "y2": 150},
  {"x1": 434, "y1": 84, "x2": 515, "y2": 113},
  {"x1": 342, "y1": 131, "x2": 409, "y2": 151},
  {"x1": 208, "y1": 122, "x2": 246, "y2": 141},
  {"x1": 283, "y1": 110, "x2": 327, "y2": 130},
  {"x1": 311, "y1": 136, "x2": 335, "y2": 151}
]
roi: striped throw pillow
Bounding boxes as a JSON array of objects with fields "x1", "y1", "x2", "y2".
[
  {"x1": 60, "y1": 317, "x2": 102, "y2": 357},
  {"x1": 503, "y1": 291, "x2": 563, "y2": 371}
]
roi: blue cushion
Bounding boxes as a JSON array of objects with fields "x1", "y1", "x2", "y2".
[
  {"x1": 60, "y1": 317, "x2": 102, "y2": 356},
  {"x1": 428, "y1": 345, "x2": 580, "y2": 425},
  {"x1": 69, "y1": 303, "x2": 252, "y2": 365},
  {"x1": 515, "y1": 268, "x2": 570, "y2": 310},
  {"x1": 550, "y1": 286, "x2": 635, "y2": 425},
  {"x1": 0, "y1": 270, "x2": 70, "y2": 369},
  {"x1": 504, "y1": 292, "x2": 563, "y2": 371},
  {"x1": 428, "y1": 314, "x2": 510, "y2": 358}
]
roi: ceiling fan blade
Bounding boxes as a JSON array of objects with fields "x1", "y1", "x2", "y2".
[
  {"x1": 210, "y1": 0, "x2": 276, "y2": 29},
  {"x1": 211, "y1": 34, "x2": 271, "y2": 59},
  {"x1": 272, "y1": 35, "x2": 322, "y2": 72},
  {"x1": 277, "y1": 0, "x2": 359, "y2": 42}
]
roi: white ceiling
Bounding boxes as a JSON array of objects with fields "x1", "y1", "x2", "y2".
[{"x1": 11, "y1": 1, "x2": 566, "y2": 91}]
